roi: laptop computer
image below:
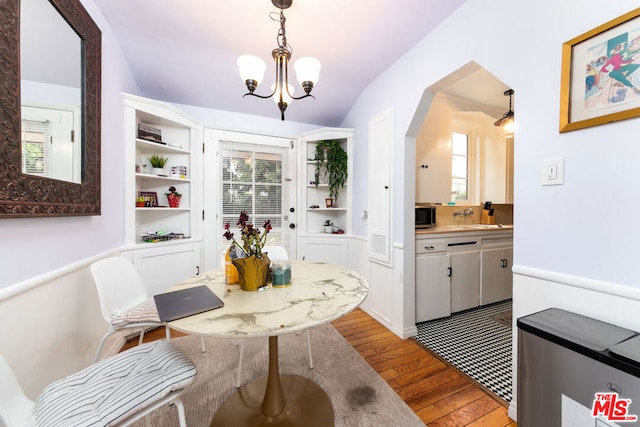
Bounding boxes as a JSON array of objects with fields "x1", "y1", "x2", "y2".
[{"x1": 154, "y1": 285, "x2": 224, "y2": 322}]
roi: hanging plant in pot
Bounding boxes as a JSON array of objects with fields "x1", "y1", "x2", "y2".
[
  {"x1": 314, "y1": 140, "x2": 348, "y2": 205},
  {"x1": 223, "y1": 210, "x2": 272, "y2": 291},
  {"x1": 164, "y1": 186, "x2": 181, "y2": 208},
  {"x1": 146, "y1": 153, "x2": 168, "y2": 176}
]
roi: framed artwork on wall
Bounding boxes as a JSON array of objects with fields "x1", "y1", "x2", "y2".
[{"x1": 560, "y1": 7, "x2": 640, "y2": 132}]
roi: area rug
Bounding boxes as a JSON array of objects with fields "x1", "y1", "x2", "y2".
[{"x1": 132, "y1": 323, "x2": 424, "y2": 426}]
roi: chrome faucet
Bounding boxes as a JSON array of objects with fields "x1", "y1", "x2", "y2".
[{"x1": 453, "y1": 208, "x2": 474, "y2": 217}]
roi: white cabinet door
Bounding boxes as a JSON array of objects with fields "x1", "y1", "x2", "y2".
[
  {"x1": 480, "y1": 248, "x2": 503, "y2": 305},
  {"x1": 450, "y1": 250, "x2": 480, "y2": 312},
  {"x1": 480, "y1": 246, "x2": 513, "y2": 305},
  {"x1": 131, "y1": 243, "x2": 201, "y2": 296},
  {"x1": 299, "y1": 237, "x2": 348, "y2": 267},
  {"x1": 416, "y1": 254, "x2": 451, "y2": 322},
  {"x1": 501, "y1": 246, "x2": 513, "y2": 300},
  {"x1": 368, "y1": 108, "x2": 393, "y2": 264}
]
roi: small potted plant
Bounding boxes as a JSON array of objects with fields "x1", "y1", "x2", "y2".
[
  {"x1": 323, "y1": 219, "x2": 334, "y2": 234},
  {"x1": 136, "y1": 196, "x2": 145, "y2": 207},
  {"x1": 146, "y1": 153, "x2": 169, "y2": 176},
  {"x1": 164, "y1": 186, "x2": 181, "y2": 208}
]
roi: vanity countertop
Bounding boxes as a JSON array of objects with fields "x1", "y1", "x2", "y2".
[{"x1": 416, "y1": 224, "x2": 513, "y2": 236}]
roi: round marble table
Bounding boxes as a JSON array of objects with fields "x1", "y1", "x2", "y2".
[{"x1": 167, "y1": 260, "x2": 369, "y2": 427}]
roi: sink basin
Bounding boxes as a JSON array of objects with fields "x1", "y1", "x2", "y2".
[{"x1": 463, "y1": 224, "x2": 508, "y2": 229}]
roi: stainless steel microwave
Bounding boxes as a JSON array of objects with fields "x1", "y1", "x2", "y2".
[{"x1": 415, "y1": 205, "x2": 436, "y2": 229}]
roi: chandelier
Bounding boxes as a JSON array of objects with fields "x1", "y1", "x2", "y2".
[{"x1": 237, "y1": 0, "x2": 320, "y2": 121}]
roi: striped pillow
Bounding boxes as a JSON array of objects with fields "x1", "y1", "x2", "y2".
[
  {"x1": 110, "y1": 299, "x2": 161, "y2": 328},
  {"x1": 32, "y1": 340, "x2": 196, "y2": 426}
]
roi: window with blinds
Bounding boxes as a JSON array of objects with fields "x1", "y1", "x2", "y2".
[
  {"x1": 21, "y1": 119, "x2": 52, "y2": 177},
  {"x1": 218, "y1": 141, "x2": 289, "y2": 259}
]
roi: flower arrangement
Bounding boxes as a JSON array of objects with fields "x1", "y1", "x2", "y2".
[{"x1": 223, "y1": 210, "x2": 272, "y2": 257}]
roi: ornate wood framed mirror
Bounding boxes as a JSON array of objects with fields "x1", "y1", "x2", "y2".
[{"x1": 0, "y1": 0, "x2": 101, "y2": 217}]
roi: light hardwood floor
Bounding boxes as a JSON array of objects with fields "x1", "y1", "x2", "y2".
[{"x1": 122, "y1": 308, "x2": 517, "y2": 426}]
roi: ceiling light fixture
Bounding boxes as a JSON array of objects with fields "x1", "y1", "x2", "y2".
[
  {"x1": 237, "y1": 0, "x2": 320, "y2": 121},
  {"x1": 494, "y1": 89, "x2": 515, "y2": 133}
]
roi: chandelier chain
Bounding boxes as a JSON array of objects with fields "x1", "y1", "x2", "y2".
[{"x1": 270, "y1": 9, "x2": 291, "y2": 53}]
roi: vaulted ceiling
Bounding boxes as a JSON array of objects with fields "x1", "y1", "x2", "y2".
[{"x1": 93, "y1": 0, "x2": 475, "y2": 126}]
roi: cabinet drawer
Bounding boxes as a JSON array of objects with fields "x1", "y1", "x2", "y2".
[
  {"x1": 416, "y1": 239, "x2": 447, "y2": 254},
  {"x1": 481, "y1": 237, "x2": 512, "y2": 248}
]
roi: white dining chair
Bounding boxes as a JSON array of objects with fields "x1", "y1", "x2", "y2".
[
  {"x1": 236, "y1": 246, "x2": 313, "y2": 387},
  {"x1": 90, "y1": 256, "x2": 206, "y2": 363},
  {"x1": 0, "y1": 340, "x2": 196, "y2": 427}
]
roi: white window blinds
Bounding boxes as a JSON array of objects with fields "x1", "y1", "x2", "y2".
[
  {"x1": 21, "y1": 119, "x2": 52, "y2": 177},
  {"x1": 218, "y1": 141, "x2": 289, "y2": 259}
]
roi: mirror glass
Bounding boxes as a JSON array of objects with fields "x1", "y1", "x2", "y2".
[
  {"x1": 21, "y1": 0, "x2": 82, "y2": 183},
  {"x1": 0, "y1": 0, "x2": 101, "y2": 217}
]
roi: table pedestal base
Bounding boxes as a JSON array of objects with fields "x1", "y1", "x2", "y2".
[{"x1": 210, "y1": 374, "x2": 334, "y2": 426}]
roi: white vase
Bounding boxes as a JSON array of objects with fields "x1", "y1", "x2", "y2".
[
  {"x1": 152, "y1": 167, "x2": 165, "y2": 176},
  {"x1": 324, "y1": 226, "x2": 333, "y2": 234}
]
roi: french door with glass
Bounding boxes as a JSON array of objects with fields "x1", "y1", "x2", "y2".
[{"x1": 202, "y1": 129, "x2": 296, "y2": 272}]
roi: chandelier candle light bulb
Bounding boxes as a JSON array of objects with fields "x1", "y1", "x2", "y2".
[{"x1": 237, "y1": 55, "x2": 266, "y2": 92}]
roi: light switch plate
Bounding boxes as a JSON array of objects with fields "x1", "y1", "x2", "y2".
[{"x1": 542, "y1": 157, "x2": 564, "y2": 186}]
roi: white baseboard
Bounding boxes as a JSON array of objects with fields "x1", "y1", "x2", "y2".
[
  {"x1": 360, "y1": 306, "x2": 413, "y2": 339},
  {"x1": 508, "y1": 401, "x2": 517, "y2": 423}
]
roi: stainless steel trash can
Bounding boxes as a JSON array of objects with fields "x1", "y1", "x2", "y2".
[{"x1": 517, "y1": 308, "x2": 640, "y2": 426}]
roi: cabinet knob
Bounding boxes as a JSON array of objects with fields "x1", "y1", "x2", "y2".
[
  {"x1": 289, "y1": 223, "x2": 296, "y2": 229},
  {"x1": 290, "y1": 207, "x2": 295, "y2": 213}
]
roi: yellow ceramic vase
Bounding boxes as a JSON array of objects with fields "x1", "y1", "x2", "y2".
[{"x1": 232, "y1": 254, "x2": 270, "y2": 291}]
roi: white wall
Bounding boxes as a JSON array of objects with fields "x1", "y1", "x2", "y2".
[
  {"x1": 174, "y1": 103, "x2": 317, "y2": 138},
  {"x1": 0, "y1": 0, "x2": 139, "y2": 288},
  {"x1": 339, "y1": 0, "x2": 640, "y2": 420}
]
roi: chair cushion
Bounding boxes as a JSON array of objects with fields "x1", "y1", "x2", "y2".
[
  {"x1": 110, "y1": 299, "x2": 161, "y2": 328},
  {"x1": 31, "y1": 340, "x2": 196, "y2": 426}
]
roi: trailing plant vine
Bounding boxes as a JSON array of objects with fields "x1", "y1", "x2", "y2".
[{"x1": 314, "y1": 140, "x2": 348, "y2": 203}]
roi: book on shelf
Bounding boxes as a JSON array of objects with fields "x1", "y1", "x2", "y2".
[{"x1": 138, "y1": 123, "x2": 163, "y2": 144}]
